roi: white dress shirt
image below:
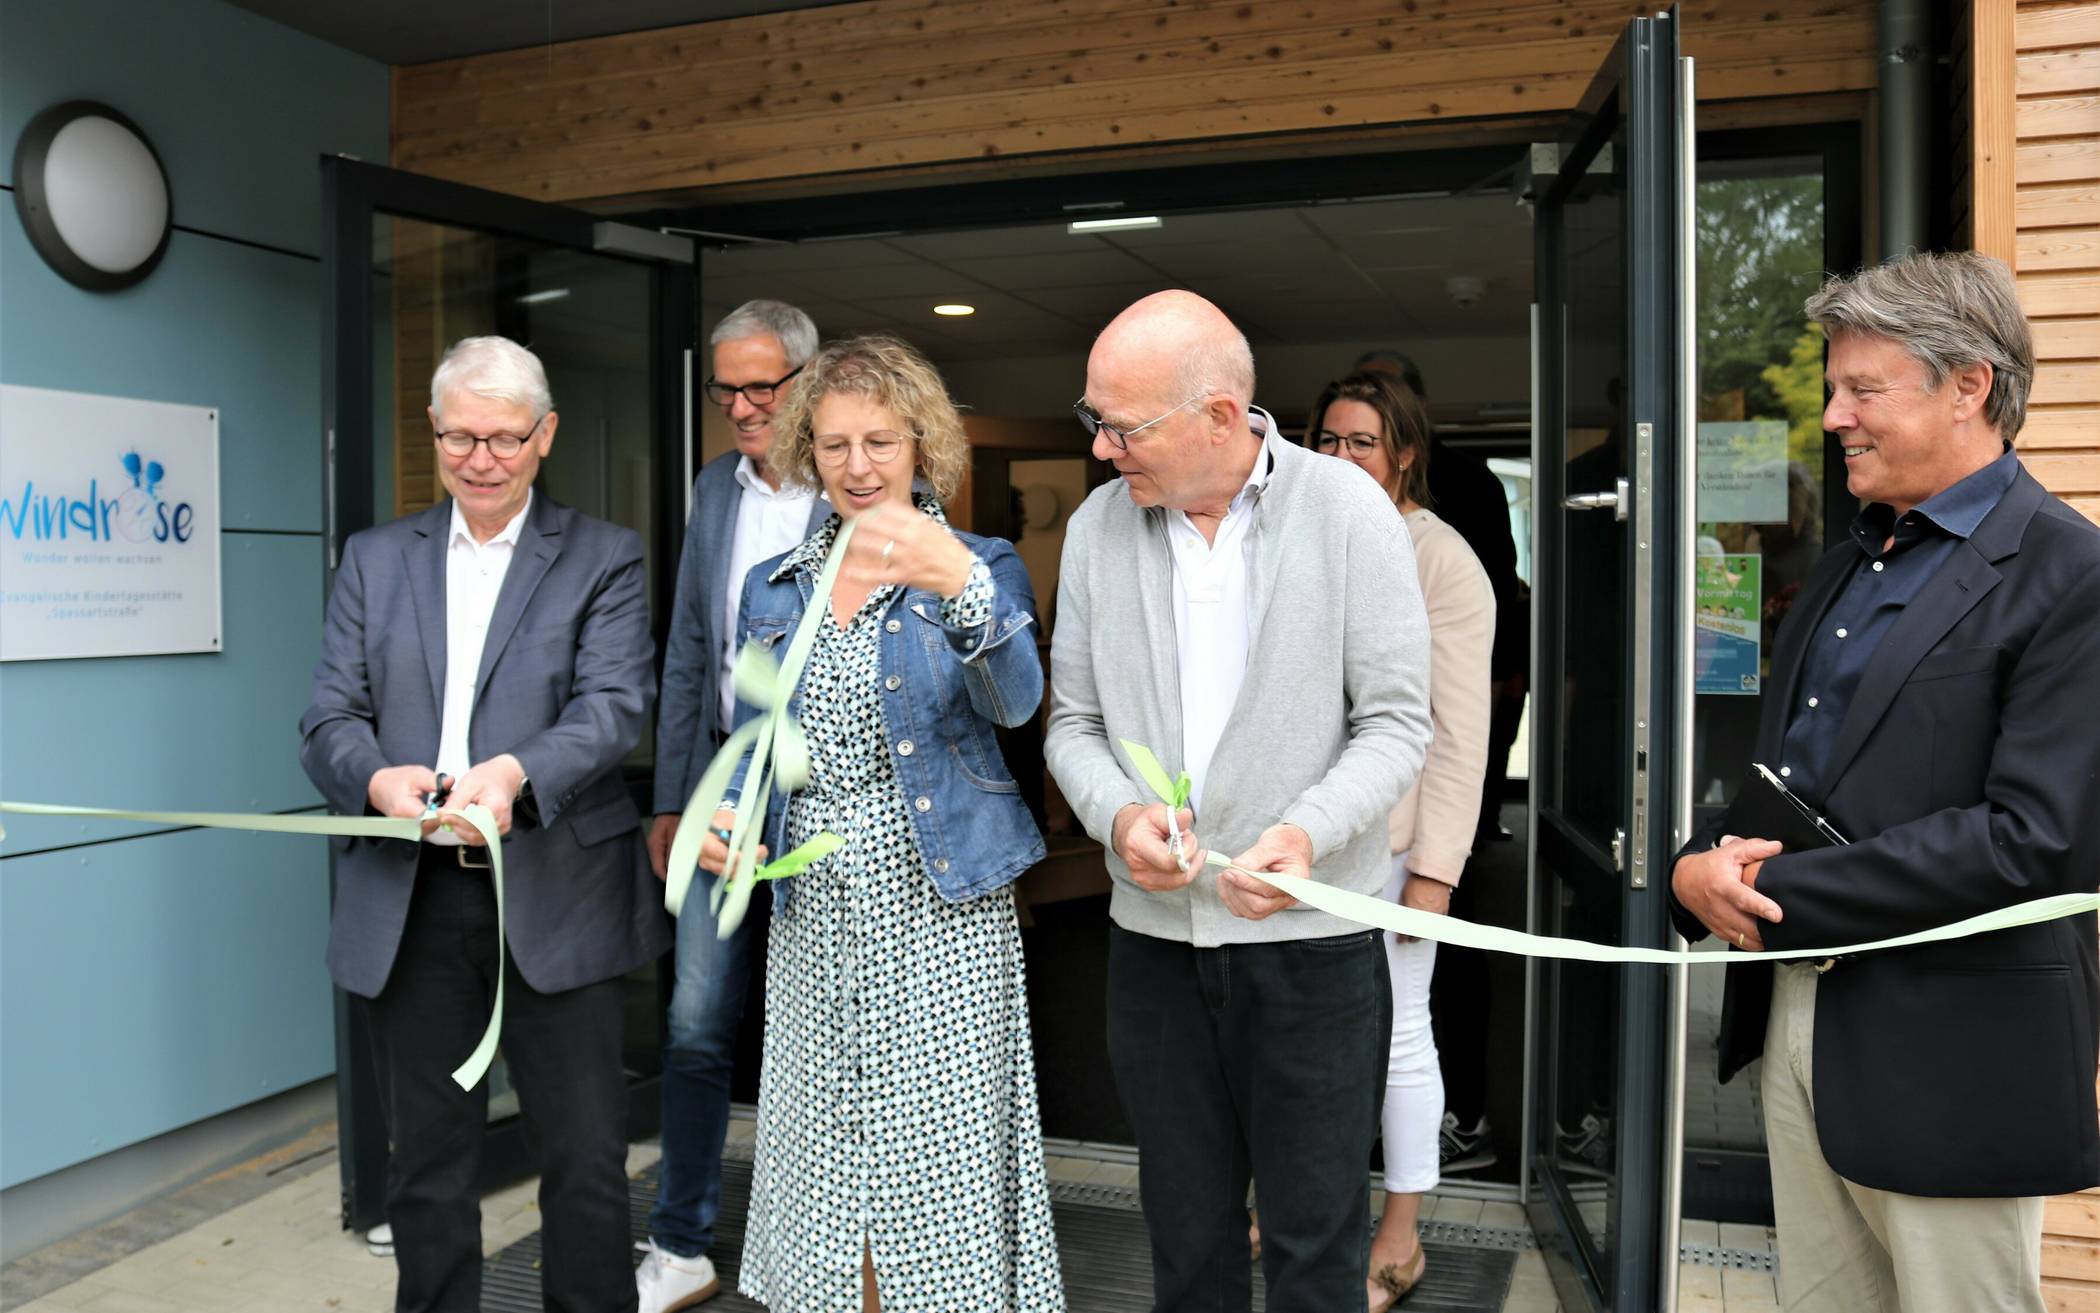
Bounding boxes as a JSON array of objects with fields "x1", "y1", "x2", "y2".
[
  {"x1": 720, "y1": 456, "x2": 817, "y2": 727},
  {"x1": 431, "y1": 492, "x2": 531, "y2": 843},
  {"x1": 1170, "y1": 431, "x2": 1273, "y2": 814}
]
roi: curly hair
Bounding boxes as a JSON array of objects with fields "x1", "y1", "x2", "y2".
[
  {"x1": 1305, "y1": 370, "x2": 1433, "y2": 509},
  {"x1": 768, "y1": 335, "x2": 969, "y2": 502}
]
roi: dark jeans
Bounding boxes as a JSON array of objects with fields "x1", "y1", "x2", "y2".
[
  {"x1": 1107, "y1": 924, "x2": 1391, "y2": 1313},
  {"x1": 1429, "y1": 875, "x2": 1490, "y2": 1126},
  {"x1": 367, "y1": 852, "x2": 635, "y2": 1313},
  {"x1": 648, "y1": 868, "x2": 766, "y2": 1258}
]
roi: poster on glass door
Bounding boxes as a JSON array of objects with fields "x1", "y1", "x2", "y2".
[
  {"x1": 1694, "y1": 552, "x2": 1761, "y2": 695},
  {"x1": 0, "y1": 384, "x2": 222, "y2": 661}
]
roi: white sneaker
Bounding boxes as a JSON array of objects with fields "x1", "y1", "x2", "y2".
[
  {"x1": 635, "y1": 1238, "x2": 720, "y2": 1312},
  {"x1": 365, "y1": 1222, "x2": 394, "y2": 1257}
]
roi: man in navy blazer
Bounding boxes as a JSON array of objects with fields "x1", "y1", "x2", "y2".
[
  {"x1": 302, "y1": 336, "x2": 663, "y2": 1313},
  {"x1": 637, "y1": 300, "x2": 830, "y2": 1311},
  {"x1": 1670, "y1": 253, "x2": 2099, "y2": 1313}
]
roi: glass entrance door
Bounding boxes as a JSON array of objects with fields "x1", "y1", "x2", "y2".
[
  {"x1": 321, "y1": 158, "x2": 695, "y2": 1229},
  {"x1": 1525, "y1": 12, "x2": 1693, "y2": 1312}
]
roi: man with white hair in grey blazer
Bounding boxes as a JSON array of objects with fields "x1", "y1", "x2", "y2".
[
  {"x1": 301, "y1": 335, "x2": 664, "y2": 1312},
  {"x1": 636, "y1": 299, "x2": 829, "y2": 1312}
]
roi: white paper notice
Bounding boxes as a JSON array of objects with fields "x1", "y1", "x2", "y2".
[{"x1": 1696, "y1": 419, "x2": 1789, "y2": 525}]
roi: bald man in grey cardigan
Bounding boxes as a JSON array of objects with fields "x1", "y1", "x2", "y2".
[{"x1": 1046, "y1": 291, "x2": 1433, "y2": 1313}]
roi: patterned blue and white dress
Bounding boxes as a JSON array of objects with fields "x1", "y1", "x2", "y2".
[{"x1": 737, "y1": 509, "x2": 1066, "y2": 1313}]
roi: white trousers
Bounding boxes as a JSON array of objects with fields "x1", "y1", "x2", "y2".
[{"x1": 1380, "y1": 855, "x2": 1443, "y2": 1195}]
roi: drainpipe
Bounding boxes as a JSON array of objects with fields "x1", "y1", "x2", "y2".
[{"x1": 1879, "y1": 0, "x2": 1932, "y2": 258}]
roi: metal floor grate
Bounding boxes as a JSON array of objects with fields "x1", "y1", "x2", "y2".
[{"x1": 482, "y1": 1162, "x2": 1516, "y2": 1311}]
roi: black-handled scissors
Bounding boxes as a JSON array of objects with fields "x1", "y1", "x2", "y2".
[{"x1": 419, "y1": 773, "x2": 453, "y2": 822}]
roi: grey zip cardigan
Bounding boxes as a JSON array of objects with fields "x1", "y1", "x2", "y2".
[{"x1": 1044, "y1": 423, "x2": 1434, "y2": 946}]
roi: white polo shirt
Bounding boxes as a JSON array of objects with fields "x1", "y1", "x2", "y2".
[{"x1": 1169, "y1": 425, "x2": 1273, "y2": 814}]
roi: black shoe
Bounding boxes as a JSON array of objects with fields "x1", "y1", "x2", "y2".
[{"x1": 1438, "y1": 1113, "x2": 1498, "y2": 1173}]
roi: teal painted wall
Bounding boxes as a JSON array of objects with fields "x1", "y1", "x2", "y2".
[{"x1": 0, "y1": 0, "x2": 387, "y2": 1189}]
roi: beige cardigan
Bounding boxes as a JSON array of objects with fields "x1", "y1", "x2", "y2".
[{"x1": 1387, "y1": 507, "x2": 1497, "y2": 886}]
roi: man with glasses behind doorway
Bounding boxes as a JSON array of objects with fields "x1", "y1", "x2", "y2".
[{"x1": 637, "y1": 300, "x2": 830, "y2": 1312}]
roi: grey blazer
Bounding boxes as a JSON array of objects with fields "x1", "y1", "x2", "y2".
[
  {"x1": 300, "y1": 493, "x2": 667, "y2": 998},
  {"x1": 652, "y1": 451, "x2": 830, "y2": 815}
]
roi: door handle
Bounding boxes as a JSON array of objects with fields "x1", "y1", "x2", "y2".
[{"x1": 1562, "y1": 476, "x2": 1630, "y2": 521}]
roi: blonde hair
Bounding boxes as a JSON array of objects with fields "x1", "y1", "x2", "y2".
[{"x1": 770, "y1": 335, "x2": 969, "y2": 500}]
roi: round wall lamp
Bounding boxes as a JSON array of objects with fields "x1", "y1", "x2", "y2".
[{"x1": 12, "y1": 101, "x2": 172, "y2": 292}]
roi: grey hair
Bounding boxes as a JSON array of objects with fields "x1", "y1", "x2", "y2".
[
  {"x1": 1173, "y1": 320, "x2": 1257, "y2": 407},
  {"x1": 1804, "y1": 251, "x2": 2034, "y2": 439},
  {"x1": 709, "y1": 299, "x2": 820, "y2": 369},
  {"x1": 430, "y1": 336, "x2": 553, "y2": 422}
]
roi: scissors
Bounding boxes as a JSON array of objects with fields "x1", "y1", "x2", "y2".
[
  {"x1": 1166, "y1": 801, "x2": 1191, "y2": 875},
  {"x1": 418, "y1": 773, "x2": 453, "y2": 824}
]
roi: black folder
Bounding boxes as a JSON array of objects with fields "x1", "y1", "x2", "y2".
[{"x1": 1716, "y1": 763, "x2": 1849, "y2": 852}]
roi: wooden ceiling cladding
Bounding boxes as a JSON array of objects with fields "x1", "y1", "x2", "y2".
[{"x1": 391, "y1": 0, "x2": 1876, "y2": 206}]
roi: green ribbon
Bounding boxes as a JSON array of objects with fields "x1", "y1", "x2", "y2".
[
  {"x1": 0, "y1": 800, "x2": 506, "y2": 1090},
  {"x1": 1114, "y1": 742, "x2": 2100, "y2": 964},
  {"x1": 664, "y1": 518, "x2": 855, "y2": 937}
]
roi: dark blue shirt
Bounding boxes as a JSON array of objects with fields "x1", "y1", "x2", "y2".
[{"x1": 1776, "y1": 448, "x2": 2020, "y2": 802}]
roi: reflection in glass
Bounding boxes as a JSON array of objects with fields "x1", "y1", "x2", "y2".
[
  {"x1": 1683, "y1": 162, "x2": 1827, "y2": 1179},
  {"x1": 1545, "y1": 122, "x2": 1629, "y2": 1285}
]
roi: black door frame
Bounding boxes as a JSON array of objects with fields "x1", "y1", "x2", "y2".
[
  {"x1": 320, "y1": 156, "x2": 695, "y2": 1231},
  {"x1": 1523, "y1": 12, "x2": 1689, "y2": 1311}
]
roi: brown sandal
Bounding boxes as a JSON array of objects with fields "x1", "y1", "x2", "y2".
[{"x1": 1367, "y1": 1245, "x2": 1427, "y2": 1311}]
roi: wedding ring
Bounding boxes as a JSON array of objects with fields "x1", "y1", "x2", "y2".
[
  {"x1": 1736, "y1": 930, "x2": 1746, "y2": 949},
  {"x1": 881, "y1": 539, "x2": 896, "y2": 562}
]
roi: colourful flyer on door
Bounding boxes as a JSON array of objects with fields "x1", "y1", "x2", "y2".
[{"x1": 1695, "y1": 552, "x2": 1761, "y2": 695}]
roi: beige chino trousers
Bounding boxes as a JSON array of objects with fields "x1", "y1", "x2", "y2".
[{"x1": 1761, "y1": 962, "x2": 2045, "y2": 1313}]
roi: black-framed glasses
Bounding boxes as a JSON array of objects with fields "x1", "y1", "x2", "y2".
[
  {"x1": 812, "y1": 430, "x2": 909, "y2": 468},
  {"x1": 704, "y1": 365, "x2": 803, "y2": 408},
  {"x1": 1073, "y1": 394, "x2": 1202, "y2": 451},
  {"x1": 1311, "y1": 430, "x2": 1383, "y2": 458},
  {"x1": 436, "y1": 414, "x2": 542, "y2": 459}
]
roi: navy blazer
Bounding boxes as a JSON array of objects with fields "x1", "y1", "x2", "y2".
[
  {"x1": 300, "y1": 494, "x2": 668, "y2": 998},
  {"x1": 652, "y1": 452, "x2": 831, "y2": 816},
  {"x1": 1672, "y1": 466, "x2": 2100, "y2": 1198}
]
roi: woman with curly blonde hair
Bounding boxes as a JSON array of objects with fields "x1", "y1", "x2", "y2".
[{"x1": 693, "y1": 335, "x2": 1066, "y2": 1311}]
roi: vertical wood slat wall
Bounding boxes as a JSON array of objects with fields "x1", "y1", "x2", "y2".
[
  {"x1": 1970, "y1": 0, "x2": 2100, "y2": 523},
  {"x1": 1970, "y1": 6, "x2": 2100, "y2": 1307}
]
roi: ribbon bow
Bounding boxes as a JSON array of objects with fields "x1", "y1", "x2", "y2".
[{"x1": 664, "y1": 520, "x2": 857, "y2": 936}]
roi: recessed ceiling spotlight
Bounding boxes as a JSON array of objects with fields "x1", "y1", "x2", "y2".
[
  {"x1": 1067, "y1": 216, "x2": 1163, "y2": 234},
  {"x1": 933, "y1": 303, "x2": 976, "y2": 316}
]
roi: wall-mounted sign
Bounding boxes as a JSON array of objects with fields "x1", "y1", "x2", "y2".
[
  {"x1": 0, "y1": 385, "x2": 221, "y2": 661},
  {"x1": 1695, "y1": 419, "x2": 1789, "y2": 525},
  {"x1": 1694, "y1": 551, "x2": 1761, "y2": 696}
]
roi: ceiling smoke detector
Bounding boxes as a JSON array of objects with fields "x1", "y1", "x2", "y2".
[{"x1": 1446, "y1": 275, "x2": 1486, "y2": 308}]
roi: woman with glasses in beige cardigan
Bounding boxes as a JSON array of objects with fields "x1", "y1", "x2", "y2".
[{"x1": 1310, "y1": 370, "x2": 1496, "y2": 1311}]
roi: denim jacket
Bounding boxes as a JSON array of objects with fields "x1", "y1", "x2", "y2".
[{"x1": 727, "y1": 514, "x2": 1046, "y2": 909}]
